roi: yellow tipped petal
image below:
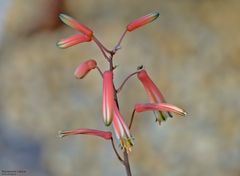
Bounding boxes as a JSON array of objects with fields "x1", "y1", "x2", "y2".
[
  {"x1": 127, "y1": 12, "x2": 159, "y2": 32},
  {"x1": 59, "y1": 13, "x2": 93, "y2": 37},
  {"x1": 57, "y1": 34, "x2": 91, "y2": 49}
]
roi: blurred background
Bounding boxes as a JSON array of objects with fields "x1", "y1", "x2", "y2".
[{"x1": 0, "y1": 0, "x2": 239, "y2": 176}]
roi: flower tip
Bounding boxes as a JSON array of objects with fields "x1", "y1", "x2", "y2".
[
  {"x1": 59, "y1": 13, "x2": 65, "y2": 19},
  {"x1": 59, "y1": 13, "x2": 70, "y2": 25},
  {"x1": 182, "y1": 110, "x2": 187, "y2": 116},
  {"x1": 104, "y1": 121, "x2": 112, "y2": 127},
  {"x1": 58, "y1": 131, "x2": 65, "y2": 138},
  {"x1": 152, "y1": 12, "x2": 160, "y2": 19},
  {"x1": 56, "y1": 41, "x2": 66, "y2": 49}
]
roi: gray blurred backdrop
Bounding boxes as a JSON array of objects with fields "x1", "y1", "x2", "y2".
[{"x1": 0, "y1": 0, "x2": 240, "y2": 176}]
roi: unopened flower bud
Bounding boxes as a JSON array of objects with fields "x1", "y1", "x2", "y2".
[
  {"x1": 59, "y1": 13, "x2": 93, "y2": 38},
  {"x1": 127, "y1": 12, "x2": 159, "y2": 32},
  {"x1": 74, "y1": 59, "x2": 97, "y2": 79},
  {"x1": 102, "y1": 71, "x2": 114, "y2": 126},
  {"x1": 57, "y1": 34, "x2": 91, "y2": 49}
]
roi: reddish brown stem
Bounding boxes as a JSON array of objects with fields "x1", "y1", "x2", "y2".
[
  {"x1": 96, "y1": 66, "x2": 103, "y2": 77},
  {"x1": 113, "y1": 29, "x2": 127, "y2": 53},
  {"x1": 129, "y1": 110, "x2": 136, "y2": 129},
  {"x1": 110, "y1": 51, "x2": 132, "y2": 176},
  {"x1": 93, "y1": 36, "x2": 112, "y2": 54},
  {"x1": 117, "y1": 71, "x2": 139, "y2": 93},
  {"x1": 93, "y1": 36, "x2": 111, "y2": 61},
  {"x1": 123, "y1": 150, "x2": 132, "y2": 176},
  {"x1": 111, "y1": 138, "x2": 124, "y2": 164}
]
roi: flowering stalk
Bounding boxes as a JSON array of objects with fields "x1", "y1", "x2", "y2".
[{"x1": 57, "y1": 12, "x2": 186, "y2": 176}]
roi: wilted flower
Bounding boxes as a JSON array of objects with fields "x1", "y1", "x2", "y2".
[
  {"x1": 137, "y1": 69, "x2": 172, "y2": 124},
  {"x1": 127, "y1": 12, "x2": 159, "y2": 32},
  {"x1": 58, "y1": 128, "x2": 112, "y2": 140},
  {"x1": 112, "y1": 103, "x2": 134, "y2": 153},
  {"x1": 74, "y1": 59, "x2": 97, "y2": 79},
  {"x1": 102, "y1": 71, "x2": 114, "y2": 126}
]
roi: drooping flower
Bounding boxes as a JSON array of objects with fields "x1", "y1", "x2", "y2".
[
  {"x1": 74, "y1": 59, "x2": 97, "y2": 79},
  {"x1": 59, "y1": 13, "x2": 93, "y2": 38},
  {"x1": 137, "y1": 69, "x2": 172, "y2": 124},
  {"x1": 112, "y1": 103, "x2": 134, "y2": 153},
  {"x1": 58, "y1": 128, "x2": 112, "y2": 140},
  {"x1": 127, "y1": 12, "x2": 159, "y2": 32},
  {"x1": 134, "y1": 103, "x2": 187, "y2": 116},
  {"x1": 57, "y1": 33, "x2": 91, "y2": 49},
  {"x1": 102, "y1": 71, "x2": 114, "y2": 126}
]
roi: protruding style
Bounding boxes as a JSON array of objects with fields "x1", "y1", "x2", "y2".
[
  {"x1": 127, "y1": 12, "x2": 159, "y2": 32},
  {"x1": 74, "y1": 59, "x2": 97, "y2": 79},
  {"x1": 102, "y1": 71, "x2": 114, "y2": 126}
]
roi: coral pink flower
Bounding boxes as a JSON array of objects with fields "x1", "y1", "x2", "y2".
[
  {"x1": 102, "y1": 71, "x2": 114, "y2": 126},
  {"x1": 127, "y1": 12, "x2": 159, "y2": 32},
  {"x1": 134, "y1": 103, "x2": 187, "y2": 116},
  {"x1": 74, "y1": 59, "x2": 97, "y2": 79},
  {"x1": 58, "y1": 128, "x2": 112, "y2": 140},
  {"x1": 112, "y1": 103, "x2": 134, "y2": 153},
  {"x1": 59, "y1": 13, "x2": 93, "y2": 38},
  {"x1": 57, "y1": 33, "x2": 91, "y2": 48},
  {"x1": 137, "y1": 69, "x2": 172, "y2": 124}
]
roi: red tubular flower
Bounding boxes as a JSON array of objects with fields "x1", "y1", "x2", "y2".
[
  {"x1": 135, "y1": 103, "x2": 187, "y2": 116},
  {"x1": 74, "y1": 59, "x2": 97, "y2": 79},
  {"x1": 137, "y1": 69, "x2": 172, "y2": 124},
  {"x1": 102, "y1": 71, "x2": 114, "y2": 126},
  {"x1": 58, "y1": 128, "x2": 112, "y2": 140},
  {"x1": 127, "y1": 12, "x2": 159, "y2": 32},
  {"x1": 57, "y1": 33, "x2": 91, "y2": 49},
  {"x1": 59, "y1": 13, "x2": 93, "y2": 38},
  {"x1": 112, "y1": 103, "x2": 134, "y2": 153}
]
